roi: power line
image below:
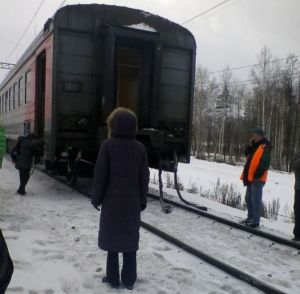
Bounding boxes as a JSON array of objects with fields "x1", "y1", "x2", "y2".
[
  {"x1": 214, "y1": 72, "x2": 300, "y2": 87},
  {"x1": 5, "y1": 0, "x2": 47, "y2": 62},
  {"x1": 208, "y1": 55, "x2": 300, "y2": 75},
  {"x1": 181, "y1": 0, "x2": 231, "y2": 25},
  {"x1": 190, "y1": 0, "x2": 242, "y2": 25}
]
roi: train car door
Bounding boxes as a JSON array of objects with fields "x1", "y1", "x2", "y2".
[
  {"x1": 102, "y1": 26, "x2": 160, "y2": 127},
  {"x1": 35, "y1": 51, "x2": 46, "y2": 138}
]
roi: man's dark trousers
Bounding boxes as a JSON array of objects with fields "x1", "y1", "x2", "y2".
[{"x1": 18, "y1": 169, "x2": 30, "y2": 193}]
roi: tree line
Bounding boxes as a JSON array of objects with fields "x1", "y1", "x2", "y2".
[{"x1": 192, "y1": 46, "x2": 300, "y2": 171}]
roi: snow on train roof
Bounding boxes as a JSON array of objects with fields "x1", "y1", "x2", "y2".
[
  {"x1": 55, "y1": 4, "x2": 194, "y2": 37},
  {"x1": 126, "y1": 23, "x2": 157, "y2": 32}
]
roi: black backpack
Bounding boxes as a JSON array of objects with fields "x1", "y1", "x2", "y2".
[{"x1": 10, "y1": 136, "x2": 23, "y2": 163}]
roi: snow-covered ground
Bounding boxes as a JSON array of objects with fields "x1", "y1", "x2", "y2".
[
  {"x1": 0, "y1": 156, "x2": 298, "y2": 293},
  {"x1": 1, "y1": 158, "x2": 263, "y2": 294}
]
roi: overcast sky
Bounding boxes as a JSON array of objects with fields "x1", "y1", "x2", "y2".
[{"x1": 1, "y1": 0, "x2": 300, "y2": 83}]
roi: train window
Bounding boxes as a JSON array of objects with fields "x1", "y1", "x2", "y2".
[
  {"x1": 18, "y1": 77, "x2": 24, "y2": 106},
  {"x1": 8, "y1": 90, "x2": 10, "y2": 112},
  {"x1": 63, "y1": 81, "x2": 81, "y2": 93},
  {"x1": 13, "y1": 83, "x2": 17, "y2": 109},
  {"x1": 25, "y1": 70, "x2": 31, "y2": 103},
  {"x1": 5, "y1": 92, "x2": 8, "y2": 113},
  {"x1": 1, "y1": 95, "x2": 4, "y2": 114},
  {"x1": 9, "y1": 88, "x2": 12, "y2": 112}
]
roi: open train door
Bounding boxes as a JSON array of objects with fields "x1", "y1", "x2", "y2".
[
  {"x1": 102, "y1": 26, "x2": 160, "y2": 128},
  {"x1": 35, "y1": 51, "x2": 46, "y2": 138}
]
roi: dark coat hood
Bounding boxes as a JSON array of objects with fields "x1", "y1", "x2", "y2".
[{"x1": 110, "y1": 111, "x2": 137, "y2": 139}]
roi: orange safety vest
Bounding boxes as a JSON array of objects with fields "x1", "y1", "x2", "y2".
[{"x1": 240, "y1": 144, "x2": 268, "y2": 183}]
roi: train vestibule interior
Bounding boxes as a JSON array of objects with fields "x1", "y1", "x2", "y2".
[{"x1": 116, "y1": 46, "x2": 141, "y2": 113}]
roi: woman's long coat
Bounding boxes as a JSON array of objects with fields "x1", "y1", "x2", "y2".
[{"x1": 91, "y1": 111, "x2": 149, "y2": 252}]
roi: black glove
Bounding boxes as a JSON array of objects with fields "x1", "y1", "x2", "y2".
[{"x1": 141, "y1": 204, "x2": 147, "y2": 211}]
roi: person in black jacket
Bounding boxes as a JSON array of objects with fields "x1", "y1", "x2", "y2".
[
  {"x1": 14, "y1": 133, "x2": 43, "y2": 195},
  {"x1": 91, "y1": 108, "x2": 150, "y2": 290}
]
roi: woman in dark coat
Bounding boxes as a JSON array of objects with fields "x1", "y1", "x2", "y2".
[{"x1": 91, "y1": 108, "x2": 149, "y2": 290}]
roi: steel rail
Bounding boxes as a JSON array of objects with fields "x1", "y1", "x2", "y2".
[
  {"x1": 141, "y1": 221, "x2": 286, "y2": 294},
  {"x1": 148, "y1": 191, "x2": 300, "y2": 250}
]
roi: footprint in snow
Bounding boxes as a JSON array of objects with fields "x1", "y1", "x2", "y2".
[
  {"x1": 33, "y1": 249, "x2": 63, "y2": 257},
  {"x1": 4, "y1": 235, "x2": 19, "y2": 240},
  {"x1": 7, "y1": 224, "x2": 21, "y2": 233},
  {"x1": 5, "y1": 286, "x2": 25, "y2": 293},
  {"x1": 172, "y1": 267, "x2": 193, "y2": 274},
  {"x1": 153, "y1": 245, "x2": 172, "y2": 252},
  {"x1": 60, "y1": 280, "x2": 80, "y2": 294},
  {"x1": 42, "y1": 253, "x2": 65, "y2": 261},
  {"x1": 35, "y1": 239, "x2": 56, "y2": 247},
  {"x1": 13, "y1": 260, "x2": 31, "y2": 270},
  {"x1": 153, "y1": 252, "x2": 164, "y2": 260},
  {"x1": 220, "y1": 285, "x2": 241, "y2": 294}
]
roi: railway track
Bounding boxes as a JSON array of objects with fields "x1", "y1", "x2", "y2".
[
  {"x1": 148, "y1": 189, "x2": 300, "y2": 251},
  {"x1": 141, "y1": 221, "x2": 285, "y2": 294},
  {"x1": 142, "y1": 193, "x2": 300, "y2": 294},
  {"x1": 40, "y1": 169, "x2": 296, "y2": 294}
]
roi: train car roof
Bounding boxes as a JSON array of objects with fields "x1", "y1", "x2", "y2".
[
  {"x1": 1, "y1": 4, "x2": 196, "y2": 90},
  {"x1": 55, "y1": 4, "x2": 196, "y2": 48}
]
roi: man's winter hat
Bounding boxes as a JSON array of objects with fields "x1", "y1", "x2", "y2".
[{"x1": 251, "y1": 128, "x2": 265, "y2": 137}]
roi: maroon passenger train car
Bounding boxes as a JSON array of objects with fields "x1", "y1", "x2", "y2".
[{"x1": 0, "y1": 4, "x2": 196, "y2": 181}]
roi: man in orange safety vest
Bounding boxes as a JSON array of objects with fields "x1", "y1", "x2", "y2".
[{"x1": 240, "y1": 128, "x2": 271, "y2": 228}]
